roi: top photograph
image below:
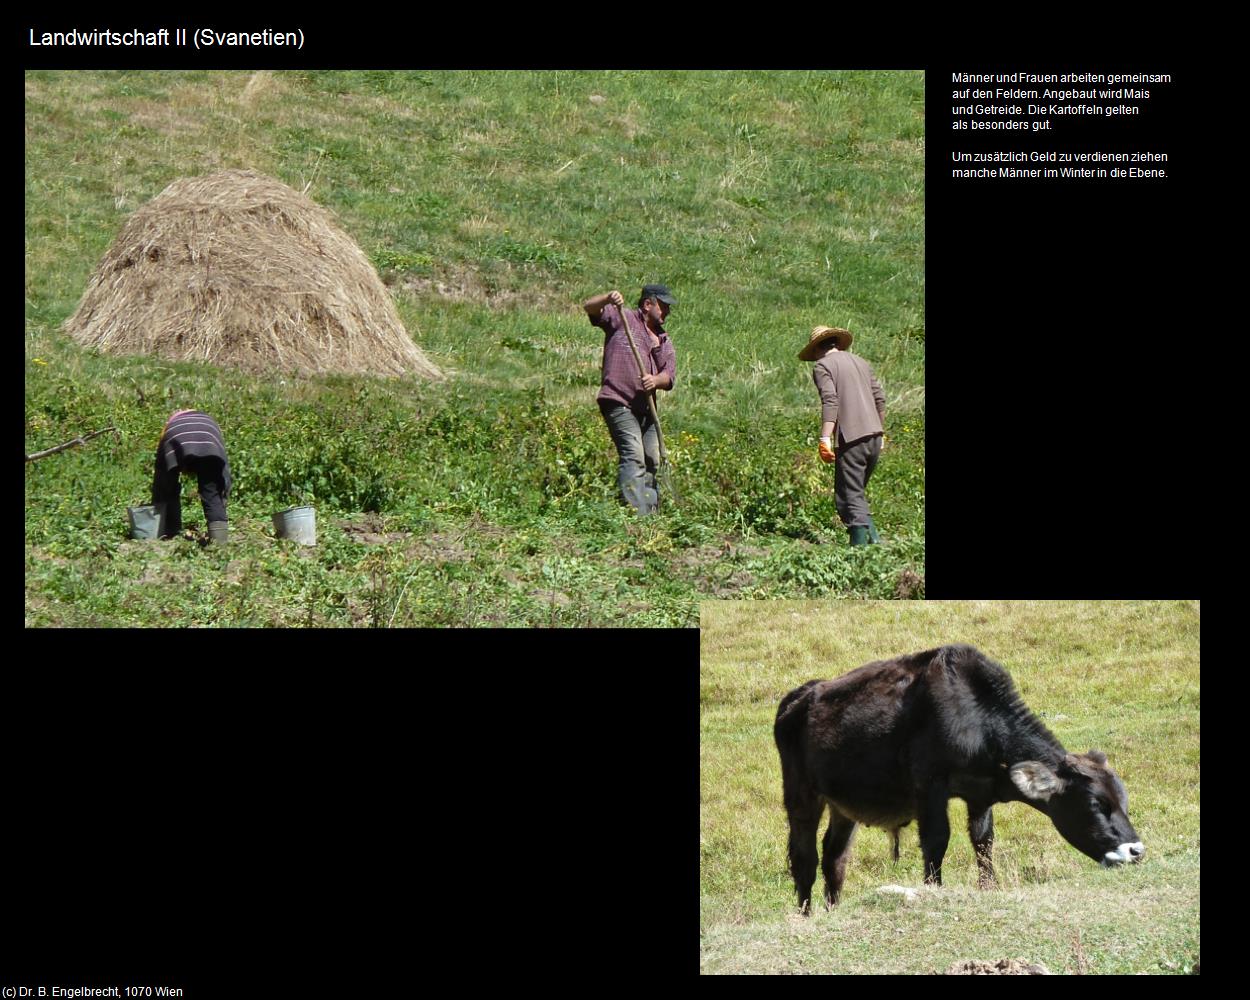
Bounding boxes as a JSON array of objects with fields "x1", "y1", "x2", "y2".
[{"x1": 24, "y1": 69, "x2": 925, "y2": 627}]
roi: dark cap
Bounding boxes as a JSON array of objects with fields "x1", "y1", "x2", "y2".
[{"x1": 641, "y1": 283, "x2": 677, "y2": 306}]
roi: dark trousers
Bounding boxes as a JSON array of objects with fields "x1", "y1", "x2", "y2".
[
  {"x1": 834, "y1": 434, "x2": 882, "y2": 527},
  {"x1": 152, "y1": 455, "x2": 228, "y2": 537}
]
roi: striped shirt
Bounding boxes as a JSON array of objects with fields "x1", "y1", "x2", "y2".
[
  {"x1": 591, "y1": 304, "x2": 676, "y2": 413},
  {"x1": 156, "y1": 410, "x2": 232, "y2": 497}
]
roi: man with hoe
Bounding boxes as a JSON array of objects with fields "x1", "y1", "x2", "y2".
[
  {"x1": 799, "y1": 325, "x2": 886, "y2": 545},
  {"x1": 583, "y1": 284, "x2": 676, "y2": 515}
]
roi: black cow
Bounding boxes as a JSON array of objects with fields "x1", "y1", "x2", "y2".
[{"x1": 774, "y1": 644, "x2": 1143, "y2": 912}]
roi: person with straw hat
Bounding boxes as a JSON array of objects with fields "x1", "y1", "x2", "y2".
[
  {"x1": 798, "y1": 325, "x2": 886, "y2": 545},
  {"x1": 582, "y1": 283, "x2": 677, "y2": 514}
]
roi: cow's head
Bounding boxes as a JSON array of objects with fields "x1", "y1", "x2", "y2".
[{"x1": 1009, "y1": 750, "x2": 1144, "y2": 866}]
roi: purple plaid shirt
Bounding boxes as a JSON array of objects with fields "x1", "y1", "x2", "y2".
[{"x1": 591, "y1": 304, "x2": 676, "y2": 412}]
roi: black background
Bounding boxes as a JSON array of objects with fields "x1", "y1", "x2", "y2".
[
  {"x1": 927, "y1": 57, "x2": 1194, "y2": 598},
  {"x1": 6, "y1": 633, "x2": 701, "y2": 989}
]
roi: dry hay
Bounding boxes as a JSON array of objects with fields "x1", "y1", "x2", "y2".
[{"x1": 65, "y1": 169, "x2": 442, "y2": 379}]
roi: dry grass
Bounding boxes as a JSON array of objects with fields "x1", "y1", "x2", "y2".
[{"x1": 64, "y1": 169, "x2": 443, "y2": 379}]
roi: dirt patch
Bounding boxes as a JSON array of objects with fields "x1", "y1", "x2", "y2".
[
  {"x1": 346, "y1": 527, "x2": 409, "y2": 546},
  {"x1": 407, "y1": 531, "x2": 472, "y2": 563},
  {"x1": 671, "y1": 537, "x2": 769, "y2": 566},
  {"x1": 463, "y1": 512, "x2": 510, "y2": 542},
  {"x1": 339, "y1": 513, "x2": 385, "y2": 533},
  {"x1": 346, "y1": 596, "x2": 375, "y2": 627},
  {"x1": 671, "y1": 544, "x2": 725, "y2": 572},
  {"x1": 118, "y1": 532, "x2": 205, "y2": 553},
  {"x1": 224, "y1": 559, "x2": 251, "y2": 586},
  {"x1": 528, "y1": 589, "x2": 572, "y2": 608},
  {"x1": 357, "y1": 531, "x2": 409, "y2": 545},
  {"x1": 895, "y1": 569, "x2": 925, "y2": 598},
  {"x1": 27, "y1": 546, "x2": 72, "y2": 568},
  {"x1": 341, "y1": 513, "x2": 509, "y2": 557},
  {"x1": 706, "y1": 569, "x2": 756, "y2": 597},
  {"x1": 668, "y1": 539, "x2": 763, "y2": 596},
  {"x1": 339, "y1": 514, "x2": 409, "y2": 546},
  {"x1": 725, "y1": 541, "x2": 769, "y2": 561},
  {"x1": 945, "y1": 959, "x2": 1050, "y2": 975},
  {"x1": 137, "y1": 563, "x2": 193, "y2": 586}
]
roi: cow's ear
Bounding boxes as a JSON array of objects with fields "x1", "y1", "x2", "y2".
[
  {"x1": 1009, "y1": 761, "x2": 1066, "y2": 801},
  {"x1": 1085, "y1": 749, "x2": 1108, "y2": 766}
]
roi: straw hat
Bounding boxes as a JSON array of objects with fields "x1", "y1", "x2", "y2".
[{"x1": 798, "y1": 326, "x2": 853, "y2": 361}]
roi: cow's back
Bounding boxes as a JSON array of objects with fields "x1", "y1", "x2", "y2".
[
  {"x1": 806, "y1": 655, "x2": 932, "y2": 744},
  {"x1": 776, "y1": 648, "x2": 946, "y2": 828}
]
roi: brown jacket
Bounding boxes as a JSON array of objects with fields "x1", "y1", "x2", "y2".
[{"x1": 812, "y1": 350, "x2": 885, "y2": 444}]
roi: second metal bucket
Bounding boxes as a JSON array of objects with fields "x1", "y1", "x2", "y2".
[{"x1": 272, "y1": 505, "x2": 317, "y2": 546}]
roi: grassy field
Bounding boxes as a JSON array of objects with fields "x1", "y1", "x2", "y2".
[
  {"x1": 699, "y1": 600, "x2": 1200, "y2": 974},
  {"x1": 24, "y1": 70, "x2": 924, "y2": 626}
]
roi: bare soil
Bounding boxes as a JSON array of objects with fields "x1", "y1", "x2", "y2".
[{"x1": 944, "y1": 959, "x2": 1051, "y2": 975}]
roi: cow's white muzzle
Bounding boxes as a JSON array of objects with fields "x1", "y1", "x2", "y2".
[{"x1": 1102, "y1": 842, "x2": 1145, "y2": 866}]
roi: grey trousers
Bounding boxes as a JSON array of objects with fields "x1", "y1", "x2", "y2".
[
  {"x1": 834, "y1": 434, "x2": 882, "y2": 527},
  {"x1": 600, "y1": 402, "x2": 660, "y2": 514}
]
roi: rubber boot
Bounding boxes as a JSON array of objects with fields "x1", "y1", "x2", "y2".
[
  {"x1": 866, "y1": 516, "x2": 881, "y2": 544},
  {"x1": 848, "y1": 525, "x2": 870, "y2": 546},
  {"x1": 208, "y1": 521, "x2": 229, "y2": 545}
]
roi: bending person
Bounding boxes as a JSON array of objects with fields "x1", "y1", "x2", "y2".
[{"x1": 152, "y1": 409, "x2": 232, "y2": 544}]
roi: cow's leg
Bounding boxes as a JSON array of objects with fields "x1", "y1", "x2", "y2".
[
  {"x1": 916, "y1": 784, "x2": 951, "y2": 885},
  {"x1": 967, "y1": 803, "x2": 995, "y2": 888},
  {"x1": 891, "y1": 826, "x2": 901, "y2": 861},
  {"x1": 784, "y1": 795, "x2": 823, "y2": 915},
  {"x1": 820, "y1": 807, "x2": 858, "y2": 907}
]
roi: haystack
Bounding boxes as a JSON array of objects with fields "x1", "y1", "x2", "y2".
[{"x1": 64, "y1": 169, "x2": 442, "y2": 379}]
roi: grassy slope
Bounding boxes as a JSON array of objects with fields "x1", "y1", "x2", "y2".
[
  {"x1": 699, "y1": 600, "x2": 1200, "y2": 973},
  {"x1": 25, "y1": 70, "x2": 924, "y2": 626}
]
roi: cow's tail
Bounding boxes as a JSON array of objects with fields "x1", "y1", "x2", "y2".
[{"x1": 774, "y1": 681, "x2": 822, "y2": 813}]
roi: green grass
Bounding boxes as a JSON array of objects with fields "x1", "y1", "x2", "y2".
[
  {"x1": 699, "y1": 600, "x2": 1200, "y2": 973},
  {"x1": 25, "y1": 70, "x2": 924, "y2": 625}
]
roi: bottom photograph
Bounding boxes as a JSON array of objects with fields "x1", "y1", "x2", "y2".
[{"x1": 699, "y1": 599, "x2": 1199, "y2": 975}]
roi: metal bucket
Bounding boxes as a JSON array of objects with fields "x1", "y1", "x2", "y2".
[
  {"x1": 127, "y1": 503, "x2": 165, "y2": 540},
  {"x1": 272, "y1": 505, "x2": 317, "y2": 546}
]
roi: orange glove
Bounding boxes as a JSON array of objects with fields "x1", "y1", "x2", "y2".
[{"x1": 818, "y1": 438, "x2": 836, "y2": 463}]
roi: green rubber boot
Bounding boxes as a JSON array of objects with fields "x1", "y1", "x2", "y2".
[
  {"x1": 866, "y1": 516, "x2": 881, "y2": 544},
  {"x1": 208, "y1": 521, "x2": 229, "y2": 545},
  {"x1": 848, "y1": 525, "x2": 870, "y2": 546}
]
